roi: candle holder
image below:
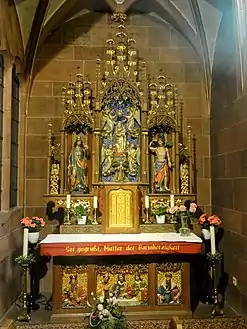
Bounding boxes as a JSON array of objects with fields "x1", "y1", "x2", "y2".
[
  {"x1": 92, "y1": 208, "x2": 98, "y2": 225},
  {"x1": 15, "y1": 255, "x2": 35, "y2": 322},
  {"x1": 64, "y1": 208, "x2": 71, "y2": 225},
  {"x1": 145, "y1": 208, "x2": 151, "y2": 224},
  {"x1": 207, "y1": 252, "x2": 224, "y2": 316}
]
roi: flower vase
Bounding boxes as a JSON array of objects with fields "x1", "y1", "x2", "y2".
[
  {"x1": 202, "y1": 228, "x2": 210, "y2": 240},
  {"x1": 179, "y1": 217, "x2": 190, "y2": 236},
  {"x1": 28, "y1": 231, "x2": 39, "y2": 244},
  {"x1": 77, "y1": 216, "x2": 87, "y2": 225},
  {"x1": 156, "y1": 215, "x2": 165, "y2": 224},
  {"x1": 179, "y1": 227, "x2": 191, "y2": 236}
]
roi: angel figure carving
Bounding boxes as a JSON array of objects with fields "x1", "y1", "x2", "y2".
[
  {"x1": 125, "y1": 106, "x2": 141, "y2": 138},
  {"x1": 127, "y1": 143, "x2": 140, "y2": 177},
  {"x1": 101, "y1": 106, "x2": 115, "y2": 139},
  {"x1": 101, "y1": 144, "x2": 115, "y2": 177}
]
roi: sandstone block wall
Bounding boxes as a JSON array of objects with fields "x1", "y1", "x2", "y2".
[{"x1": 211, "y1": 2, "x2": 247, "y2": 318}]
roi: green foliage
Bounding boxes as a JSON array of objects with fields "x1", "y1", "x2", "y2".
[
  {"x1": 206, "y1": 252, "x2": 222, "y2": 263},
  {"x1": 74, "y1": 204, "x2": 88, "y2": 217},
  {"x1": 153, "y1": 206, "x2": 168, "y2": 216},
  {"x1": 15, "y1": 255, "x2": 35, "y2": 268}
]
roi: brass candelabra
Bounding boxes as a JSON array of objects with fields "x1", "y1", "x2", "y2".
[
  {"x1": 92, "y1": 208, "x2": 98, "y2": 225},
  {"x1": 17, "y1": 268, "x2": 30, "y2": 322},
  {"x1": 207, "y1": 252, "x2": 224, "y2": 316}
]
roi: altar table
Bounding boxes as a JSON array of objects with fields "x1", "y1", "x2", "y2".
[{"x1": 40, "y1": 233, "x2": 202, "y2": 321}]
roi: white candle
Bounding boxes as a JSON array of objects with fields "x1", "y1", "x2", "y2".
[
  {"x1": 210, "y1": 225, "x2": 216, "y2": 255},
  {"x1": 22, "y1": 228, "x2": 28, "y2": 257},
  {"x1": 170, "y1": 194, "x2": 175, "y2": 207},
  {"x1": 66, "y1": 194, "x2": 71, "y2": 209},
  {"x1": 145, "y1": 195, "x2": 149, "y2": 209},
  {"x1": 93, "y1": 196, "x2": 98, "y2": 209}
]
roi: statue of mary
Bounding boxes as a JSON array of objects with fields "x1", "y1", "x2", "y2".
[{"x1": 68, "y1": 137, "x2": 90, "y2": 193}]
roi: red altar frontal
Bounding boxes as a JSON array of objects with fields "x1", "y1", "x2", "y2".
[{"x1": 40, "y1": 233, "x2": 202, "y2": 321}]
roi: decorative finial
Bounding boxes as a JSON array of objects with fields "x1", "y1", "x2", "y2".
[{"x1": 111, "y1": 12, "x2": 127, "y2": 24}]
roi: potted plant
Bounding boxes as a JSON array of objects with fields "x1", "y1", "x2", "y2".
[
  {"x1": 20, "y1": 217, "x2": 46, "y2": 244},
  {"x1": 86, "y1": 292, "x2": 127, "y2": 329},
  {"x1": 153, "y1": 205, "x2": 168, "y2": 224},
  {"x1": 74, "y1": 201, "x2": 89, "y2": 225}
]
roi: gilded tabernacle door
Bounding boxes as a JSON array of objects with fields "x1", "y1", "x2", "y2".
[{"x1": 103, "y1": 185, "x2": 140, "y2": 233}]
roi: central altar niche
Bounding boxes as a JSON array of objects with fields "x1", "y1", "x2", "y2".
[{"x1": 100, "y1": 83, "x2": 141, "y2": 183}]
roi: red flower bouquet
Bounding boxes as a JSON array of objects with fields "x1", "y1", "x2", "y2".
[
  {"x1": 199, "y1": 213, "x2": 221, "y2": 229},
  {"x1": 20, "y1": 216, "x2": 46, "y2": 232}
]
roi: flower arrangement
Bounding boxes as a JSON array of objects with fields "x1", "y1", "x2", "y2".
[
  {"x1": 20, "y1": 217, "x2": 46, "y2": 232},
  {"x1": 168, "y1": 203, "x2": 197, "y2": 232},
  {"x1": 87, "y1": 293, "x2": 127, "y2": 329},
  {"x1": 199, "y1": 213, "x2": 222, "y2": 230}
]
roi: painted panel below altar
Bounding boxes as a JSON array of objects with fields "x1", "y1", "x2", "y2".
[{"x1": 52, "y1": 259, "x2": 191, "y2": 321}]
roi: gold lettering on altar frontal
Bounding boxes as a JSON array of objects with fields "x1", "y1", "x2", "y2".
[{"x1": 65, "y1": 243, "x2": 180, "y2": 254}]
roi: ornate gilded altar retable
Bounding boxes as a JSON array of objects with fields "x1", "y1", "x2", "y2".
[
  {"x1": 43, "y1": 13, "x2": 199, "y2": 320},
  {"x1": 45, "y1": 14, "x2": 197, "y2": 233}
]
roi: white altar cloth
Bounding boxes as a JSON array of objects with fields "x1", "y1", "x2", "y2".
[{"x1": 40, "y1": 232, "x2": 202, "y2": 244}]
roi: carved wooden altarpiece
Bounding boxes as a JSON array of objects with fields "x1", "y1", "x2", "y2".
[
  {"x1": 45, "y1": 14, "x2": 197, "y2": 231},
  {"x1": 43, "y1": 13, "x2": 199, "y2": 321}
]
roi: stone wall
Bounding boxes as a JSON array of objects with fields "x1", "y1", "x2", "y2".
[
  {"x1": 28, "y1": 13, "x2": 210, "y2": 292},
  {"x1": 211, "y1": 1, "x2": 247, "y2": 319},
  {"x1": 0, "y1": 57, "x2": 26, "y2": 319},
  {"x1": 0, "y1": 209, "x2": 23, "y2": 321}
]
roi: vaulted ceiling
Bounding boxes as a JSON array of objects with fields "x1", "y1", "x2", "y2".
[{"x1": 13, "y1": 0, "x2": 224, "y2": 89}]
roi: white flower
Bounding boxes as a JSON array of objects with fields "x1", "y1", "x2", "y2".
[
  {"x1": 91, "y1": 292, "x2": 94, "y2": 296},
  {"x1": 99, "y1": 296, "x2": 104, "y2": 303},
  {"x1": 97, "y1": 304, "x2": 104, "y2": 311},
  {"x1": 109, "y1": 298, "x2": 112, "y2": 302},
  {"x1": 109, "y1": 293, "x2": 113, "y2": 297},
  {"x1": 102, "y1": 309, "x2": 109, "y2": 316},
  {"x1": 99, "y1": 314, "x2": 103, "y2": 319}
]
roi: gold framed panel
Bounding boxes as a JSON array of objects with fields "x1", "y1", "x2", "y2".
[
  {"x1": 96, "y1": 264, "x2": 149, "y2": 307},
  {"x1": 103, "y1": 185, "x2": 140, "y2": 233},
  {"x1": 61, "y1": 265, "x2": 88, "y2": 309}
]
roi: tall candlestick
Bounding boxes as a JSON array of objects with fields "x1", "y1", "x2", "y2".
[
  {"x1": 170, "y1": 194, "x2": 175, "y2": 207},
  {"x1": 93, "y1": 196, "x2": 98, "y2": 209},
  {"x1": 145, "y1": 195, "x2": 149, "y2": 209},
  {"x1": 66, "y1": 194, "x2": 71, "y2": 209},
  {"x1": 210, "y1": 225, "x2": 216, "y2": 255},
  {"x1": 22, "y1": 228, "x2": 28, "y2": 257}
]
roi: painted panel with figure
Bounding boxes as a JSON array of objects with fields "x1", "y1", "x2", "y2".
[
  {"x1": 156, "y1": 263, "x2": 182, "y2": 305},
  {"x1": 96, "y1": 265, "x2": 148, "y2": 306},
  {"x1": 61, "y1": 266, "x2": 88, "y2": 308}
]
